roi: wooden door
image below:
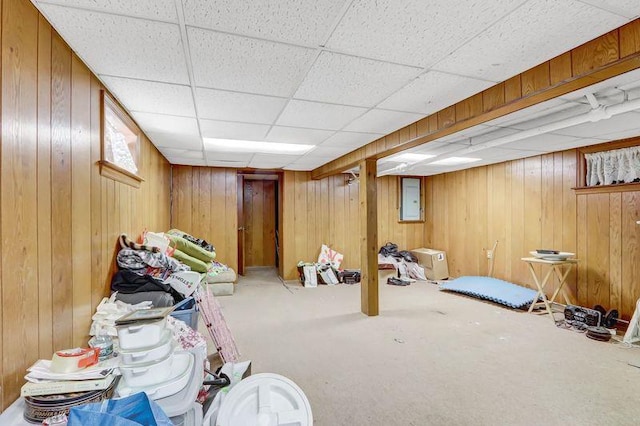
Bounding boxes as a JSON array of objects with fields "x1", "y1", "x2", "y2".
[
  {"x1": 237, "y1": 175, "x2": 245, "y2": 275},
  {"x1": 243, "y1": 180, "x2": 276, "y2": 267}
]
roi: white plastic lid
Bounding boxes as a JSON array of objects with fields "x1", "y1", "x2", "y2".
[{"x1": 216, "y1": 373, "x2": 312, "y2": 426}]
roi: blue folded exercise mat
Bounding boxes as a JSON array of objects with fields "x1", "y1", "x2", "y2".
[{"x1": 439, "y1": 276, "x2": 539, "y2": 309}]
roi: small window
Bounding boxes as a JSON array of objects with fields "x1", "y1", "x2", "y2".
[
  {"x1": 100, "y1": 91, "x2": 143, "y2": 187},
  {"x1": 575, "y1": 137, "x2": 639, "y2": 193},
  {"x1": 584, "y1": 146, "x2": 640, "y2": 186},
  {"x1": 399, "y1": 176, "x2": 423, "y2": 222}
]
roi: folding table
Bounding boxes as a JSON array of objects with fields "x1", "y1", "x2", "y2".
[{"x1": 521, "y1": 257, "x2": 578, "y2": 323}]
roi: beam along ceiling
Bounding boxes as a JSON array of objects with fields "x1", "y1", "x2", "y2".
[{"x1": 34, "y1": 0, "x2": 640, "y2": 173}]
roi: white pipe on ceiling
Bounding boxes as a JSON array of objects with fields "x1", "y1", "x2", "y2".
[{"x1": 419, "y1": 94, "x2": 640, "y2": 167}]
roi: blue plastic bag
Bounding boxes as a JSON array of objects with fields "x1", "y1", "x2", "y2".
[{"x1": 67, "y1": 392, "x2": 173, "y2": 426}]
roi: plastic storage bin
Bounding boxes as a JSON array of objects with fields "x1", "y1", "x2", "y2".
[
  {"x1": 170, "y1": 297, "x2": 198, "y2": 331},
  {"x1": 117, "y1": 318, "x2": 167, "y2": 350}
]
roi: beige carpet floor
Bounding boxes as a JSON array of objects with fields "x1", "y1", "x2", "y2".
[{"x1": 209, "y1": 268, "x2": 640, "y2": 425}]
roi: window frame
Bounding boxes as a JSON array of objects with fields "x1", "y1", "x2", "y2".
[
  {"x1": 574, "y1": 136, "x2": 639, "y2": 194},
  {"x1": 99, "y1": 90, "x2": 144, "y2": 188}
]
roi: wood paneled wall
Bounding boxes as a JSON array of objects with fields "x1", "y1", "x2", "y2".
[
  {"x1": 577, "y1": 191, "x2": 640, "y2": 319},
  {"x1": 170, "y1": 166, "x2": 238, "y2": 272},
  {"x1": 0, "y1": 0, "x2": 171, "y2": 409},
  {"x1": 171, "y1": 168, "x2": 426, "y2": 281},
  {"x1": 425, "y1": 150, "x2": 640, "y2": 318},
  {"x1": 280, "y1": 171, "x2": 426, "y2": 280}
]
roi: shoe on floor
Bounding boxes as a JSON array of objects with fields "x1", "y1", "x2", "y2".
[{"x1": 387, "y1": 277, "x2": 410, "y2": 286}]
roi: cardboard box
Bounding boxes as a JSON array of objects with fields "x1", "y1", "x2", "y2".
[{"x1": 410, "y1": 248, "x2": 449, "y2": 280}]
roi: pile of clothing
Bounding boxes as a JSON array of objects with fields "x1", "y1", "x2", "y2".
[
  {"x1": 111, "y1": 229, "x2": 236, "y2": 307},
  {"x1": 378, "y1": 242, "x2": 427, "y2": 285}
]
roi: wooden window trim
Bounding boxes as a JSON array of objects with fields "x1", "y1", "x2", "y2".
[
  {"x1": 100, "y1": 90, "x2": 143, "y2": 187},
  {"x1": 573, "y1": 136, "x2": 640, "y2": 193}
]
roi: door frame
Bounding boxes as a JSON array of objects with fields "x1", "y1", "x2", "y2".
[{"x1": 237, "y1": 170, "x2": 282, "y2": 274}]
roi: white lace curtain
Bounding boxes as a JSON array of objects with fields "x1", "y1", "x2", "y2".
[{"x1": 585, "y1": 146, "x2": 640, "y2": 186}]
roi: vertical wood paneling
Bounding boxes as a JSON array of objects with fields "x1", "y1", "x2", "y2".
[
  {"x1": 620, "y1": 20, "x2": 640, "y2": 58},
  {"x1": 561, "y1": 151, "x2": 577, "y2": 298},
  {"x1": 523, "y1": 157, "x2": 542, "y2": 288},
  {"x1": 504, "y1": 75, "x2": 522, "y2": 103},
  {"x1": 576, "y1": 194, "x2": 588, "y2": 306},
  {"x1": 50, "y1": 32, "x2": 73, "y2": 350},
  {"x1": 424, "y1": 147, "x2": 640, "y2": 317},
  {"x1": 36, "y1": 14, "x2": 53, "y2": 360},
  {"x1": 586, "y1": 194, "x2": 610, "y2": 308},
  {"x1": 549, "y1": 52, "x2": 572, "y2": 85},
  {"x1": 70, "y1": 55, "x2": 91, "y2": 348},
  {"x1": 571, "y1": 30, "x2": 619, "y2": 75},
  {"x1": 0, "y1": 0, "x2": 171, "y2": 406},
  {"x1": 609, "y1": 193, "x2": 622, "y2": 310},
  {"x1": 521, "y1": 63, "x2": 550, "y2": 95},
  {"x1": 170, "y1": 167, "x2": 237, "y2": 271},
  {"x1": 621, "y1": 192, "x2": 640, "y2": 319},
  {"x1": 1, "y1": 0, "x2": 39, "y2": 408}
]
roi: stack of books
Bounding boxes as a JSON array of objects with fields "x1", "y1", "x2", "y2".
[
  {"x1": 22, "y1": 357, "x2": 119, "y2": 397},
  {"x1": 20, "y1": 358, "x2": 120, "y2": 423}
]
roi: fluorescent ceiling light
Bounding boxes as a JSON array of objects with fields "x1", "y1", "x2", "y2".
[
  {"x1": 429, "y1": 157, "x2": 481, "y2": 166},
  {"x1": 385, "y1": 153, "x2": 435, "y2": 163},
  {"x1": 203, "y1": 138, "x2": 314, "y2": 155}
]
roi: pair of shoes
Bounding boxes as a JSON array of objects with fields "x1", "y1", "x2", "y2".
[{"x1": 387, "y1": 277, "x2": 410, "y2": 286}]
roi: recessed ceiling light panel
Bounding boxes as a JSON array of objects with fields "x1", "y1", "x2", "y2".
[{"x1": 203, "y1": 138, "x2": 314, "y2": 155}]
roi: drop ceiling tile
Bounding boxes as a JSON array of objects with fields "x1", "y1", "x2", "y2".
[
  {"x1": 266, "y1": 126, "x2": 334, "y2": 145},
  {"x1": 289, "y1": 155, "x2": 334, "y2": 165},
  {"x1": 182, "y1": 0, "x2": 345, "y2": 46},
  {"x1": 542, "y1": 137, "x2": 608, "y2": 152},
  {"x1": 38, "y1": 5, "x2": 188, "y2": 84},
  {"x1": 434, "y1": 124, "x2": 495, "y2": 143},
  {"x1": 409, "y1": 141, "x2": 468, "y2": 157},
  {"x1": 37, "y1": 0, "x2": 178, "y2": 21},
  {"x1": 195, "y1": 88, "x2": 287, "y2": 124},
  {"x1": 133, "y1": 112, "x2": 200, "y2": 135},
  {"x1": 147, "y1": 132, "x2": 203, "y2": 150},
  {"x1": 476, "y1": 147, "x2": 545, "y2": 159},
  {"x1": 199, "y1": 119, "x2": 270, "y2": 140},
  {"x1": 320, "y1": 131, "x2": 382, "y2": 148},
  {"x1": 326, "y1": 0, "x2": 527, "y2": 67},
  {"x1": 577, "y1": 0, "x2": 640, "y2": 18},
  {"x1": 206, "y1": 159, "x2": 250, "y2": 168},
  {"x1": 294, "y1": 51, "x2": 420, "y2": 107},
  {"x1": 595, "y1": 127, "x2": 640, "y2": 141},
  {"x1": 276, "y1": 100, "x2": 367, "y2": 131},
  {"x1": 158, "y1": 148, "x2": 204, "y2": 159},
  {"x1": 378, "y1": 71, "x2": 494, "y2": 114},
  {"x1": 310, "y1": 145, "x2": 358, "y2": 157},
  {"x1": 433, "y1": 0, "x2": 628, "y2": 82},
  {"x1": 343, "y1": 109, "x2": 425, "y2": 134},
  {"x1": 489, "y1": 100, "x2": 584, "y2": 129},
  {"x1": 101, "y1": 76, "x2": 195, "y2": 117},
  {"x1": 188, "y1": 28, "x2": 315, "y2": 96},
  {"x1": 167, "y1": 157, "x2": 207, "y2": 166},
  {"x1": 248, "y1": 154, "x2": 295, "y2": 168},
  {"x1": 498, "y1": 132, "x2": 578, "y2": 151},
  {"x1": 202, "y1": 153, "x2": 248, "y2": 163},
  {"x1": 550, "y1": 111, "x2": 640, "y2": 138}
]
